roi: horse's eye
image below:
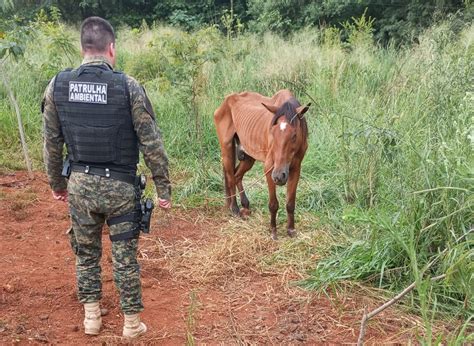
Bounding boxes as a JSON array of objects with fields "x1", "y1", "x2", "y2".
[{"x1": 292, "y1": 133, "x2": 297, "y2": 142}]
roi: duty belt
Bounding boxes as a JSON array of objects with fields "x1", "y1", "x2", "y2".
[{"x1": 71, "y1": 163, "x2": 136, "y2": 185}]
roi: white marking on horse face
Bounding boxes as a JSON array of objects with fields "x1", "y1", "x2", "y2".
[{"x1": 280, "y1": 122, "x2": 288, "y2": 131}]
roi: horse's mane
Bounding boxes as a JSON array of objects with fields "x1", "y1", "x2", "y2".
[{"x1": 270, "y1": 98, "x2": 308, "y2": 141}]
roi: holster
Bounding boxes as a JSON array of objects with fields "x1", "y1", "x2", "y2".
[
  {"x1": 106, "y1": 175, "x2": 155, "y2": 241},
  {"x1": 62, "y1": 157, "x2": 71, "y2": 178},
  {"x1": 141, "y1": 199, "x2": 154, "y2": 234}
]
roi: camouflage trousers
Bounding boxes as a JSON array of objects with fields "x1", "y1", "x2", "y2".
[{"x1": 67, "y1": 171, "x2": 143, "y2": 314}]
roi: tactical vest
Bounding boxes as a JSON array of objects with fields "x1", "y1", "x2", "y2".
[{"x1": 53, "y1": 64, "x2": 139, "y2": 172}]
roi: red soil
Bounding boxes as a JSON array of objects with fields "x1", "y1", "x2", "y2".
[{"x1": 0, "y1": 172, "x2": 415, "y2": 344}]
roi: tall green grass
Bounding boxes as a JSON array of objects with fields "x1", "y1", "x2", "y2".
[{"x1": 0, "y1": 15, "x2": 472, "y2": 339}]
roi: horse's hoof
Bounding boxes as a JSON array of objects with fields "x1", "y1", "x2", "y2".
[
  {"x1": 239, "y1": 208, "x2": 251, "y2": 218},
  {"x1": 287, "y1": 229, "x2": 297, "y2": 238},
  {"x1": 230, "y1": 205, "x2": 240, "y2": 216},
  {"x1": 271, "y1": 228, "x2": 278, "y2": 240}
]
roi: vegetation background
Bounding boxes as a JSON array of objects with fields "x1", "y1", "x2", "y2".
[{"x1": 1, "y1": 0, "x2": 472, "y2": 342}]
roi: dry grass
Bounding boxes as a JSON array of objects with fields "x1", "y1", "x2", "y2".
[
  {"x1": 170, "y1": 217, "x2": 277, "y2": 285},
  {"x1": 138, "y1": 207, "x2": 335, "y2": 290},
  {"x1": 134, "y1": 208, "x2": 435, "y2": 343},
  {"x1": 99, "y1": 329, "x2": 173, "y2": 345},
  {"x1": 155, "y1": 210, "x2": 334, "y2": 287},
  {"x1": 2, "y1": 188, "x2": 39, "y2": 221}
]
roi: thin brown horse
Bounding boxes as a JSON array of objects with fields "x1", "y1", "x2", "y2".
[{"x1": 214, "y1": 89, "x2": 310, "y2": 239}]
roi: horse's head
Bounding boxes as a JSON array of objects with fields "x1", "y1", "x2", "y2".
[{"x1": 262, "y1": 99, "x2": 310, "y2": 186}]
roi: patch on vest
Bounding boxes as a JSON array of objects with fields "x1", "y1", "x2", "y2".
[{"x1": 68, "y1": 81, "x2": 108, "y2": 104}]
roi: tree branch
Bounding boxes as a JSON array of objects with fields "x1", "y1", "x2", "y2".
[{"x1": 357, "y1": 274, "x2": 447, "y2": 346}]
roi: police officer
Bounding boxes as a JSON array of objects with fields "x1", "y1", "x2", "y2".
[{"x1": 42, "y1": 16, "x2": 171, "y2": 338}]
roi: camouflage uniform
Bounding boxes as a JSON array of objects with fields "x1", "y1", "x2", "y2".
[{"x1": 42, "y1": 56, "x2": 171, "y2": 314}]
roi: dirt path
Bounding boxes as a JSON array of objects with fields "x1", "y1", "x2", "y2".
[{"x1": 0, "y1": 172, "x2": 415, "y2": 344}]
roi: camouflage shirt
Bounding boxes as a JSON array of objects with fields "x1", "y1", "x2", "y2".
[{"x1": 42, "y1": 56, "x2": 171, "y2": 200}]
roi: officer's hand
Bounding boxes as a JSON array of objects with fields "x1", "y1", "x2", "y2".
[
  {"x1": 52, "y1": 190, "x2": 68, "y2": 202},
  {"x1": 158, "y1": 198, "x2": 171, "y2": 209}
]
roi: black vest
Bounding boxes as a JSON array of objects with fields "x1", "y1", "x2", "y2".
[{"x1": 53, "y1": 64, "x2": 139, "y2": 173}]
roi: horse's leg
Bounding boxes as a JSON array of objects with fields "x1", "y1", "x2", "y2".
[
  {"x1": 214, "y1": 104, "x2": 239, "y2": 216},
  {"x1": 222, "y1": 141, "x2": 240, "y2": 215},
  {"x1": 265, "y1": 162, "x2": 279, "y2": 240},
  {"x1": 286, "y1": 161, "x2": 302, "y2": 237},
  {"x1": 223, "y1": 168, "x2": 231, "y2": 208},
  {"x1": 234, "y1": 157, "x2": 255, "y2": 217}
]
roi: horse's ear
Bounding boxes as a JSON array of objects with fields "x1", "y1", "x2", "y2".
[
  {"x1": 262, "y1": 103, "x2": 279, "y2": 114},
  {"x1": 296, "y1": 103, "x2": 311, "y2": 117}
]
